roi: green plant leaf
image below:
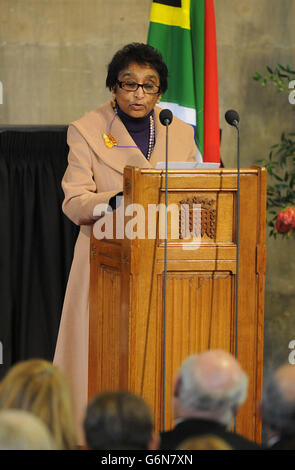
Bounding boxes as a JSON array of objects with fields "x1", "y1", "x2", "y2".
[{"x1": 254, "y1": 65, "x2": 295, "y2": 237}]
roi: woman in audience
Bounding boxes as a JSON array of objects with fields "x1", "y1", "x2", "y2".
[{"x1": 0, "y1": 359, "x2": 76, "y2": 449}]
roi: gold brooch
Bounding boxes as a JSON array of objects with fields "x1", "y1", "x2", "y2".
[{"x1": 103, "y1": 133, "x2": 117, "y2": 148}]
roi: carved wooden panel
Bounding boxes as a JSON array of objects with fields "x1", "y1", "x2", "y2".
[
  {"x1": 155, "y1": 190, "x2": 234, "y2": 245},
  {"x1": 88, "y1": 262, "x2": 121, "y2": 399},
  {"x1": 155, "y1": 271, "x2": 235, "y2": 429},
  {"x1": 99, "y1": 266, "x2": 121, "y2": 391},
  {"x1": 179, "y1": 196, "x2": 217, "y2": 239}
]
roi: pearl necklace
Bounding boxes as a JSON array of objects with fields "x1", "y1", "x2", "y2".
[
  {"x1": 103, "y1": 107, "x2": 155, "y2": 161},
  {"x1": 146, "y1": 113, "x2": 155, "y2": 161}
]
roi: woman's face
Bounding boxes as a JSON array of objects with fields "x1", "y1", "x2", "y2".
[{"x1": 113, "y1": 62, "x2": 162, "y2": 118}]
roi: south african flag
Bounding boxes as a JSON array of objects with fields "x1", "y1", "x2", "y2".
[{"x1": 148, "y1": 0, "x2": 220, "y2": 163}]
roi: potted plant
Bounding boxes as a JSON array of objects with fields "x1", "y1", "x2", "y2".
[{"x1": 253, "y1": 64, "x2": 295, "y2": 238}]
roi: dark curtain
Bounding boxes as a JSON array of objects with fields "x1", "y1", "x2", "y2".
[{"x1": 0, "y1": 128, "x2": 79, "y2": 379}]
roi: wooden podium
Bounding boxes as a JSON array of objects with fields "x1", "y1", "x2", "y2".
[{"x1": 89, "y1": 166, "x2": 267, "y2": 443}]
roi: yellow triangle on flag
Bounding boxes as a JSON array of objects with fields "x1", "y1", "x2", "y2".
[{"x1": 149, "y1": 0, "x2": 191, "y2": 30}]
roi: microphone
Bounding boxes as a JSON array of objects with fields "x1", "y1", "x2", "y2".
[
  {"x1": 225, "y1": 108, "x2": 240, "y2": 433},
  {"x1": 159, "y1": 107, "x2": 173, "y2": 431},
  {"x1": 225, "y1": 109, "x2": 240, "y2": 128},
  {"x1": 225, "y1": 109, "x2": 240, "y2": 349},
  {"x1": 159, "y1": 108, "x2": 173, "y2": 126}
]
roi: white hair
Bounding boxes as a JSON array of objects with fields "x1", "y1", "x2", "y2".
[{"x1": 177, "y1": 355, "x2": 248, "y2": 426}]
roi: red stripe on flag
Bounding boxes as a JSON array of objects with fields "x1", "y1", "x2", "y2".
[{"x1": 204, "y1": 0, "x2": 220, "y2": 162}]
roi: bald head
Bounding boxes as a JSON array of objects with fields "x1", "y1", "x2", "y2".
[
  {"x1": 174, "y1": 350, "x2": 248, "y2": 426},
  {"x1": 192, "y1": 350, "x2": 245, "y2": 395}
]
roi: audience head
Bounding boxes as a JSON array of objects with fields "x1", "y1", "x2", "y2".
[
  {"x1": 0, "y1": 359, "x2": 77, "y2": 449},
  {"x1": 177, "y1": 434, "x2": 232, "y2": 451},
  {"x1": 261, "y1": 363, "x2": 295, "y2": 442},
  {"x1": 173, "y1": 350, "x2": 248, "y2": 427},
  {"x1": 84, "y1": 390, "x2": 158, "y2": 450},
  {"x1": 0, "y1": 409, "x2": 56, "y2": 450}
]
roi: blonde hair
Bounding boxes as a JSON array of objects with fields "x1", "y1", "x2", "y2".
[
  {"x1": 177, "y1": 435, "x2": 232, "y2": 451},
  {"x1": 0, "y1": 359, "x2": 76, "y2": 449},
  {"x1": 0, "y1": 409, "x2": 56, "y2": 450}
]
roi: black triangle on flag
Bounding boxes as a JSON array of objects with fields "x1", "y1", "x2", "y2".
[{"x1": 153, "y1": 0, "x2": 182, "y2": 7}]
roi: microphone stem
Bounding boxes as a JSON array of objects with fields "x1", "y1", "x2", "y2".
[
  {"x1": 162, "y1": 122, "x2": 169, "y2": 431},
  {"x1": 235, "y1": 124, "x2": 240, "y2": 361},
  {"x1": 234, "y1": 125, "x2": 240, "y2": 434}
]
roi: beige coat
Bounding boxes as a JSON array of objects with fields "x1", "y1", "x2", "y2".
[{"x1": 53, "y1": 101, "x2": 197, "y2": 444}]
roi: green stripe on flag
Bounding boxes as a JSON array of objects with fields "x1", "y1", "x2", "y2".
[
  {"x1": 147, "y1": 0, "x2": 220, "y2": 162},
  {"x1": 147, "y1": 0, "x2": 206, "y2": 157},
  {"x1": 148, "y1": 23, "x2": 195, "y2": 109}
]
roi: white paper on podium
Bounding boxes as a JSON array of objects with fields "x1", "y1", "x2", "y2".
[{"x1": 155, "y1": 161, "x2": 220, "y2": 169}]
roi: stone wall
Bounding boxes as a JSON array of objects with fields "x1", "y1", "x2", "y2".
[{"x1": 214, "y1": 0, "x2": 295, "y2": 379}]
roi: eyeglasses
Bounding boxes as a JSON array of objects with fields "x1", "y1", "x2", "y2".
[{"x1": 117, "y1": 80, "x2": 161, "y2": 95}]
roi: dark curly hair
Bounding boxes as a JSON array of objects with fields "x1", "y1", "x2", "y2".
[{"x1": 106, "y1": 43, "x2": 168, "y2": 94}]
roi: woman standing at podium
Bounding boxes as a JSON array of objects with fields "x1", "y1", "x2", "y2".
[{"x1": 53, "y1": 42, "x2": 197, "y2": 444}]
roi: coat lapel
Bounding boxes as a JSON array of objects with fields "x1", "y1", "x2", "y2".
[
  {"x1": 149, "y1": 106, "x2": 167, "y2": 166},
  {"x1": 71, "y1": 101, "x2": 154, "y2": 175}
]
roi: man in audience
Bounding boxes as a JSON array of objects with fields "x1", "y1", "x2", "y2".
[
  {"x1": 83, "y1": 391, "x2": 159, "y2": 450},
  {"x1": 160, "y1": 349, "x2": 262, "y2": 450},
  {"x1": 0, "y1": 409, "x2": 56, "y2": 450},
  {"x1": 261, "y1": 363, "x2": 295, "y2": 449}
]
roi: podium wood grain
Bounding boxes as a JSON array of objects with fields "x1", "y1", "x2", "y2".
[{"x1": 89, "y1": 166, "x2": 267, "y2": 442}]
